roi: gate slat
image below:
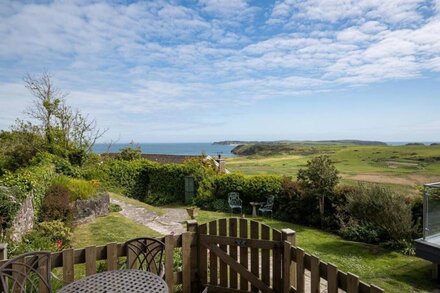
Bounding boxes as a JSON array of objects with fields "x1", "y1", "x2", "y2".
[
  {"x1": 229, "y1": 218, "x2": 238, "y2": 289},
  {"x1": 209, "y1": 220, "x2": 218, "y2": 286},
  {"x1": 219, "y1": 219, "x2": 228, "y2": 287},
  {"x1": 310, "y1": 255, "x2": 320, "y2": 293},
  {"x1": 261, "y1": 225, "x2": 270, "y2": 288},
  {"x1": 250, "y1": 221, "x2": 260, "y2": 292},
  {"x1": 296, "y1": 248, "x2": 305, "y2": 293},
  {"x1": 199, "y1": 224, "x2": 208, "y2": 287},
  {"x1": 207, "y1": 243, "x2": 272, "y2": 293},
  {"x1": 85, "y1": 246, "x2": 97, "y2": 276},
  {"x1": 327, "y1": 263, "x2": 338, "y2": 293},
  {"x1": 239, "y1": 218, "x2": 249, "y2": 291},
  {"x1": 272, "y1": 229, "x2": 282, "y2": 293},
  {"x1": 347, "y1": 273, "x2": 359, "y2": 293}
]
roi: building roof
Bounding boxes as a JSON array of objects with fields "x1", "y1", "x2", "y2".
[{"x1": 100, "y1": 153, "x2": 200, "y2": 164}]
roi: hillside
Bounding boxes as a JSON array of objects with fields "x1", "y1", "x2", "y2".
[{"x1": 215, "y1": 139, "x2": 387, "y2": 147}]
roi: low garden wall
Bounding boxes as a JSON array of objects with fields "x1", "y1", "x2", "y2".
[
  {"x1": 74, "y1": 192, "x2": 110, "y2": 224},
  {"x1": 10, "y1": 194, "x2": 35, "y2": 242}
]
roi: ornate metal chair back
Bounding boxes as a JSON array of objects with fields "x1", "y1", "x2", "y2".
[
  {"x1": 0, "y1": 251, "x2": 52, "y2": 293},
  {"x1": 228, "y1": 192, "x2": 242, "y2": 206},
  {"x1": 263, "y1": 195, "x2": 274, "y2": 209},
  {"x1": 125, "y1": 237, "x2": 165, "y2": 276}
]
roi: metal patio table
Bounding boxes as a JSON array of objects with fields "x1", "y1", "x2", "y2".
[{"x1": 58, "y1": 269, "x2": 168, "y2": 293}]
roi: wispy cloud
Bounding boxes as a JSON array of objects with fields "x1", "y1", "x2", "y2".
[{"x1": 0, "y1": 0, "x2": 439, "y2": 141}]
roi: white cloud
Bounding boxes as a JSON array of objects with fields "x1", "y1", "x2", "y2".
[
  {"x1": 268, "y1": 0, "x2": 426, "y2": 25},
  {"x1": 0, "y1": 0, "x2": 439, "y2": 141}
]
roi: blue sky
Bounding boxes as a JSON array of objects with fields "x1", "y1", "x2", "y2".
[{"x1": 0, "y1": 0, "x2": 440, "y2": 143}]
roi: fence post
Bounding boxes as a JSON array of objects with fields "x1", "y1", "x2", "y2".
[
  {"x1": 165, "y1": 235, "x2": 175, "y2": 292},
  {"x1": 186, "y1": 220, "x2": 199, "y2": 293},
  {"x1": 283, "y1": 241, "x2": 291, "y2": 293},
  {"x1": 183, "y1": 232, "x2": 196, "y2": 293},
  {"x1": 0, "y1": 243, "x2": 7, "y2": 261},
  {"x1": 282, "y1": 229, "x2": 296, "y2": 289}
]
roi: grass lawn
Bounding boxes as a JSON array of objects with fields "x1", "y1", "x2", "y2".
[
  {"x1": 195, "y1": 209, "x2": 437, "y2": 293},
  {"x1": 72, "y1": 212, "x2": 162, "y2": 248}
]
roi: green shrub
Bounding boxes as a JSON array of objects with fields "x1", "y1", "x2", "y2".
[
  {"x1": 0, "y1": 186, "x2": 25, "y2": 232},
  {"x1": 31, "y1": 152, "x2": 80, "y2": 177},
  {"x1": 275, "y1": 177, "x2": 320, "y2": 225},
  {"x1": 51, "y1": 176, "x2": 98, "y2": 201},
  {"x1": 339, "y1": 219, "x2": 384, "y2": 244},
  {"x1": 212, "y1": 199, "x2": 229, "y2": 212},
  {"x1": 0, "y1": 163, "x2": 57, "y2": 218},
  {"x1": 12, "y1": 220, "x2": 72, "y2": 255},
  {"x1": 213, "y1": 173, "x2": 283, "y2": 206},
  {"x1": 117, "y1": 145, "x2": 142, "y2": 161},
  {"x1": 88, "y1": 159, "x2": 152, "y2": 193},
  {"x1": 343, "y1": 183, "x2": 414, "y2": 243},
  {"x1": 110, "y1": 203, "x2": 122, "y2": 212},
  {"x1": 40, "y1": 184, "x2": 73, "y2": 223}
]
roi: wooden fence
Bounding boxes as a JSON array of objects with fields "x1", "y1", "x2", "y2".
[
  {"x1": 195, "y1": 218, "x2": 384, "y2": 293},
  {"x1": 0, "y1": 218, "x2": 384, "y2": 292}
]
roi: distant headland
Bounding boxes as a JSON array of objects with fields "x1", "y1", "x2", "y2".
[{"x1": 213, "y1": 140, "x2": 388, "y2": 146}]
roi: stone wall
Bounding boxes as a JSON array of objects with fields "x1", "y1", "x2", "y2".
[
  {"x1": 74, "y1": 192, "x2": 110, "y2": 224},
  {"x1": 10, "y1": 194, "x2": 34, "y2": 242}
]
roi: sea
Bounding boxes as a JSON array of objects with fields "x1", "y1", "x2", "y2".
[{"x1": 92, "y1": 143, "x2": 236, "y2": 157}]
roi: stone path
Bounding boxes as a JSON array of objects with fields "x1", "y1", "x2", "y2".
[{"x1": 110, "y1": 197, "x2": 189, "y2": 235}]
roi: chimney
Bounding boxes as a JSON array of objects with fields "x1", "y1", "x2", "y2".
[{"x1": 215, "y1": 154, "x2": 226, "y2": 173}]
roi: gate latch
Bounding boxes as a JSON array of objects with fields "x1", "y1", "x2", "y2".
[{"x1": 235, "y1": 239, "x2": 247, "y2": 247}]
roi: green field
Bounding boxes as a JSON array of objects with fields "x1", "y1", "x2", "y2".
[{"x1": 226, "y1": 144, "x2": 440, "y2": 195}]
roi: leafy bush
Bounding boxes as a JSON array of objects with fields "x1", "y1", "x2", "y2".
[
  {"x1": 12, "y1": 220, "x2": 72, "y2": 255},
  {"x1": 339, "y1": 219, "x2": 384, "y2": 244},
  {"x1": 31, "y1": 152, "x2": 80, "y2": 177},
  {"x1": 211, "y1": 199, "x2": 229, "y2": 212},
  {"x1": 117, "y1": 145, "x2": 142, "y2": 161},
  {"x1": 0, "y1": 186, "x2": 25, "y2": 232},
  {"x1": 343, "y1": 183, "x2": 414, "y2": 243},
  {"x1": 40, "y1": 184, "x2": 73, "y2": 224},
  {"x1": 275, "y1": 177, "x2": 321, "y2": 225},
  {"x1": 86, "y1": 159, "x2": 152, "y2": 193},
  {"x1": 0, "y1": 163, "x2": 57, "y2": 218},
  {"x1": 213, "y1": 173, "x2": 283, "y2": 206},
  {"x1": 110, "y1": 203, "x2": 122, "y2": 212},
  {"x1": 52, "y1": 176, "x2": 98, "y2": 201}
]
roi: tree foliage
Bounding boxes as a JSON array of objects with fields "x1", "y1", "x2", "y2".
[
  {"x1": 297, "y1": 155, "x2": 339, "y2": 223},
  {"x1": 0, "y1": 72, "x2": 106, "y2": 172}
]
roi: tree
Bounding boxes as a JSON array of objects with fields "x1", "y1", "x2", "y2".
[
  {"x1": 23, "y1": 72, "x2": 106, "y2": 163},
  {"x1": 297, "y1": 155, "x2": 339, "y2": 225}
]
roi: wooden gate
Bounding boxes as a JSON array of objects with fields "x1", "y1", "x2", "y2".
[{"x1": 198, "y1": 218, "x2": 293, "y2": 293}]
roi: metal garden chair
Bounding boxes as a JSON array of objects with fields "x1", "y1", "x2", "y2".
[
  {"x1": 258, "y1": 195, "x2": 275, "y2": 217},
  {"x1": 0, "y1": 251, "x2": 52, "y2": 293},
  {"x1": 125, "y1": 237, "x2": 165, "y2": 278},
  {"x1": 228, "y1": 192, "x2": 242, "y2": 214}
]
